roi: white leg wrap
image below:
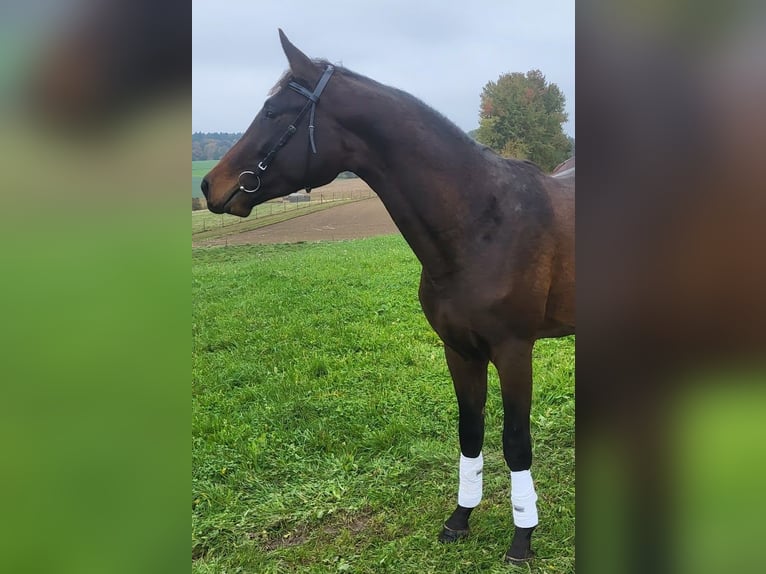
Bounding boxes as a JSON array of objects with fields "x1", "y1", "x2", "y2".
[
  {"x1": 510, "y1": 470, "x2": 539, "y2": 528},
  {"x1": 457, "y1": 452, "x2": 483, "y2": 508}
]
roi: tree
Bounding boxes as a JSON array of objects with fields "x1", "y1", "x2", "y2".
[
  {"x1": 191, "y1": 132, "x2": 244, "y2": 160},
  {"x1": 476, "y1": 69, "x2": 571, "y2": 172}
]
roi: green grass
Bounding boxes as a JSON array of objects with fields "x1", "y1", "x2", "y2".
[
  {"x1": 192, "y1": 235, "x2": 574, "y2": 573},
  {"x1": 193, "y1": 160, "x2": 219, "y2": 197}
]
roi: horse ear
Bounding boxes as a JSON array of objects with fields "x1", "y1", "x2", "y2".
[{"x1": 278, "y1": 29, "x2": 316, "y2": 80}]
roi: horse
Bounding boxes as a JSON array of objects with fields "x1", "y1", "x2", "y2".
[{"x1": 201, "y1": 30, "x2": 575, "y2": 564}]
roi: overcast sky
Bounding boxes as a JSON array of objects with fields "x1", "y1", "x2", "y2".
[{"x1": 192, "y1": 0, "x2": 574, "y2": 137}]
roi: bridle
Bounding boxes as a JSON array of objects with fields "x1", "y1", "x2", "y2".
[{"x1": 238, "y1": 65, "x2": 335, "y2": 194}]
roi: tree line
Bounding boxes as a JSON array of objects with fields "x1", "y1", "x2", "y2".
[{"x1": 192, "y1": 132, "x2": 242, "y2": 160}]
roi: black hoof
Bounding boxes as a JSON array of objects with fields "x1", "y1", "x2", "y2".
[
  {"x1": 504, "y1": 549, "x2": 535, "y2": 566},
  {"x1": 438, "y1": 524, "x2": 469, "y2": 543},
  {"x1": 504, "y1": 525, "x2": 536, "y2": 565}
]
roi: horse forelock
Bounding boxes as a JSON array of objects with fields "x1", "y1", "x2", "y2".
[{"x1": 267, "y1": 71, "x2": 291, "y2": 96}]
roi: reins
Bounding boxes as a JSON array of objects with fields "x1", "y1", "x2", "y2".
[{"x1": 238, "y1": 65, "x2": 335, "y2": 194}]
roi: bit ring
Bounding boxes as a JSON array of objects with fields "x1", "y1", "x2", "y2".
[{"x1": 238, "y1": 171, "x2": 261, "y2": 193}]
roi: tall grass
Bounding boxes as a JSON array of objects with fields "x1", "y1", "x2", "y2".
[{"x1": 192, "y1": 236, "x2": 574, "y2": 573}]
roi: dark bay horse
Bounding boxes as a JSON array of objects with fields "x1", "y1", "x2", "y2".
[{"x1": 201, "y1": 30, "x2": 574, "y2": 564}]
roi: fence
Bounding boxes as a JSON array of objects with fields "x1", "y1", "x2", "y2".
[{"x1": 191, "y1": 187, "x2": 375, "y2": 235}]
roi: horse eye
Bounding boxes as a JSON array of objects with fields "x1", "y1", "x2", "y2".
[{"x1": 264, "y1": 110, "x2": 274, "y2": 119}]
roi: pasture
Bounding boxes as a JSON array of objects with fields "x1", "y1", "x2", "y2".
[
  {"x1": 192, "y1": 236, "x2": 574, "y2": 573},
  {"x1": 193, "y1": 160, "x2": 219, "y2": 198}
]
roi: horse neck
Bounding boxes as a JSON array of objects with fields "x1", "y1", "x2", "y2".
[{"x1": 335, "y1": 77, "x2": 493, "y2": 278}]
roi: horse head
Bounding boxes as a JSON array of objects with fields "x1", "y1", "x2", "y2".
[{"x1": 202, "y1": 30, "x2": 348, "y2": 216}]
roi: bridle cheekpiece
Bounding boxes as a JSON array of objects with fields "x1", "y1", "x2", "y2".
[{"x1": 238, "y1": 65, "x2": 335, "y2": 193}]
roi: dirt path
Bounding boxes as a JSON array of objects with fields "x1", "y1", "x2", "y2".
[{"x1": 193, "y1": 197, "x2": 399, "y2": 247}]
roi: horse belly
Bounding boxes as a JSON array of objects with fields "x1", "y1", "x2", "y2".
[{"x1": 540, "y1": 289, "x2": 575, "y2": 337}]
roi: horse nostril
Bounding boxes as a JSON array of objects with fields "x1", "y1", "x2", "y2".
[{"x1": 200, "y1": 177, "x2": 210, "y2": 199}]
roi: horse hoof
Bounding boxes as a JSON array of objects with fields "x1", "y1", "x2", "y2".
[
  {"x1": 438, "y1": 524, "x2": 469, "y2": 543},
  {"x1": 504, "y1": 549, "x2": 535, "y2": 566}
]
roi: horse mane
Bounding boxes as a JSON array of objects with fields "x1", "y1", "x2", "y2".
[{"x1": 269, "y1": 59, "x2": 544, "y2": 174}]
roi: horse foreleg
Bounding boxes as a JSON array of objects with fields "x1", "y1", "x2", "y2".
[
  {"x1": 495, "y1": 338, "x2": 538, "y2": 564},
  {"x1": 438, "y1": 344, "x2": 488, "y2": 543}
]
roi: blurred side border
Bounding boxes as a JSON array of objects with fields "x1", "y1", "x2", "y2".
[
  {"x1": 577, "y1": 1, "x2": 766, "y2": 573},
  {"x1": 0, "y1": 2, "x2": 190, "y2": 574}
]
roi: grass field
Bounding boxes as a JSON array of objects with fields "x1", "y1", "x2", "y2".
[
  {"x1": 192, "y1": 236, "x2": 574, "y2": 573},
  {"x1": 193, "y1": 160, "x2": 219, "y2": 197}
]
